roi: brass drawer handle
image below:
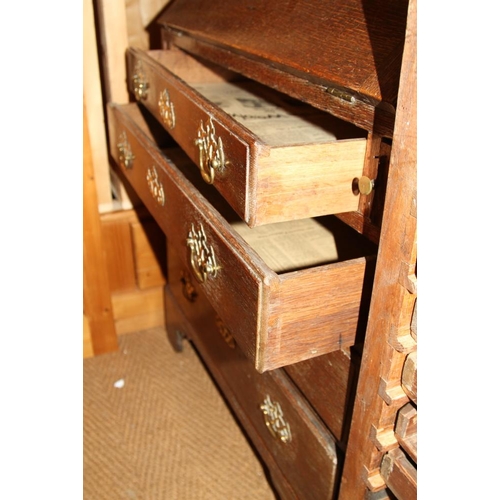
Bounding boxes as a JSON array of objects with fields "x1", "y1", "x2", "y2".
[
  {"x1": 260, "y1": 395, "x2": 292, "y2": 444},
  {"x1": 132, "y1": 61, "x2": 149, "y2": 101},
  {"x1": 194, "y1": 117, "x2": 225, "y2": 184},
  {"x1": 353, "y1": 175, "x2": 375, "y2": 195},
  {"x1": 117, "y1": 132, "x2": 134, "y2": 170},
  {"x1": 186, "y1": 223, "x2": 220, "y2": 283},
  {"x1": 146, "y1": 165, "x2": 165, "y2": 206},
  {"x1": 159, "y1": 89, "x2": 176, "y2": 129}
]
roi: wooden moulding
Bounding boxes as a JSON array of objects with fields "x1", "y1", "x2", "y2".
[
  {"x1": 395, "y1": 403, "x2": 417, "y2": 463},
  {"x1": 380, "y1": 448, "x2": 417, "y2": 500},
  {"x1": 401, "y1": 351, "x2": 417, "y2": 404},
  {"x1": 126, "y1": 47, "x2": 367, "y2": 227}
]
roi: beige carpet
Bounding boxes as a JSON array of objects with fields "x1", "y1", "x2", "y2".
[{"x1": 84, "y1": 326, "x2": 277, "y2": 500}]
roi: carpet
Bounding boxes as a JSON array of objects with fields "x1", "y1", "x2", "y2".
[{"x1": 83, "y1": 326, "x2": 277, "y2": 499}]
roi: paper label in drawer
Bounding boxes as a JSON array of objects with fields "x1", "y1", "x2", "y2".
[{"x1": 192, "y1": 82, "x2": 339, "y2": 146}]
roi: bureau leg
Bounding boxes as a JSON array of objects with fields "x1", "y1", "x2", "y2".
[{"x1": 166, "y1": 326, "x2": 186, "y2": 352}]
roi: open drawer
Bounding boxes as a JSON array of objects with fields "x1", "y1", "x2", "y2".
[
  {"x1": 108, "y1": 102, "x2": 376, "y2": 372},
  {"x1": 126, "y1": 47, "x2": 367, "y2": 227}
]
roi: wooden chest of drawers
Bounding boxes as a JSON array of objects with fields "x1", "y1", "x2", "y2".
[
  {"x1": 102, "y1": 0, "x2": 417, "y2": 497},
  {"x1": 108, "y1": 102, "x2": 376, "y2": 372}
]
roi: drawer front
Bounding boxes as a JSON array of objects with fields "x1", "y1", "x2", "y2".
[
  {"x1": 108, "y1": 102, "x2": 375, "y2": 373},
  {"x1": 108, "y1": 103, "x2": 173, "y2": 226},
  {"x1": 165, "y1": 274, "x2": 337, "y2": 500},
  {"x1": 285, "y1": 350, "x2": 357, "y2": 445},
  {"x1": 127, "y1": 48, "x2": 367, "y2": 228},
  {"x1": 127, "y1": 47, "x2": 250, "y2": 220}
]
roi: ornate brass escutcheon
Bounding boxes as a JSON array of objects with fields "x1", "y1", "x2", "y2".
[
  {"x1": 146, "y1": 165, "x2": 165, "y2": 206},
  {"x1": 132, "y1": 60, "x2": 149, "y2": 101},
  {"x1": 158, "y1": 89, "x2": 176, "y2": 129},
  {"x1": 260, "y1": 395, "x2": 292, "y2": 444},
  {"x1": 194, "y1": 117, "x2": 225, "y2": 184},
  {"x1": 186, "y1": 223, "x2": 220, "y2": 283},
  {"x1": 117, "y1": 131, "x2": 134, "y2": 169},
  {"x1": 215, "y1": 315, "x2": 236, "y2": 348}
]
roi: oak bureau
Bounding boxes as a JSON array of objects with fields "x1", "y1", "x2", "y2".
[{"x1": 105, "y1": 0, "x2": 417, "y2": 498}]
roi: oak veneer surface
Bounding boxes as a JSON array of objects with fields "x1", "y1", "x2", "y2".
[{"x1": 160, "y1": 0, "x2": 409, "y2": 136}]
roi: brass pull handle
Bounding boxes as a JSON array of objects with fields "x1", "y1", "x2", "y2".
[
  {"x1": 146, "y1": 166, "x2": 165, "y2": 206},
  {"x1": 132, "y1": 61, "x2": 149, "y2": 101},
  {"x1": 353, "y1": 176, "x2": 375, "y2": 195},
  {"x1": 194, "y1": 118, "x2": 225, "y2": 184},
  {"x1": 159, "y1": 89, "x2": 176, "y2": 129},
  {"x1": 186, "y1": 223, "x2": 220, "y2": 283},
  {"x1": 260, "y1": 395, "x2": 292, "y2": 444},
  {"x1": 117, "y1": 132, "x2": 134, "y2": 169}
]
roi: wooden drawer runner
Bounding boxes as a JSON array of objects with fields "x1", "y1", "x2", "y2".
[
  {"x1": 165, "y1": 266, "x2": 337, "y2": 500},
  {"x1": 108, "y1": 102, "x2": 376, "y2": 372},
  {"x1": 126, "y1": 47, "x2": 367, "y2": 227}
]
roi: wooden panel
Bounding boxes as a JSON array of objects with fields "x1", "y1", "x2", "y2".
[
  {"x1": 380, "y1": 448, "x2": 417, "y2": 500},
  {"x1": 115, "y1": 309, "x2": 165, "y2": 335},
  {"x1": 83, "y1": 97, "x2": 118, "y2": 355},
  {"x1": 94, "y1": 0, "x2": 129, "y2": 103},
  {"x1": 285, "y1": 349, "x2": 356, "y2": 445},
  {"x1": 255, "y1": 139, "x2": 365, "y2": 226},
  {"x1": 160, "y1": 0, "x2": 408, "y2": 137},
  {"x1": 130, "y1": 220, "x2": 166, "y2": 289},
  {"x1": 112, "y1": 286, "x2": 165, "y2": 335},
  {"x1": 395, "y1": 403, "x2": 417, "y2": 463},
  {"x1": 101, "y1": 215, "x2": 137, "y2": 292},
  {"x1": 83, "y1": 0, "x2": 114, "y2": 212}
]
